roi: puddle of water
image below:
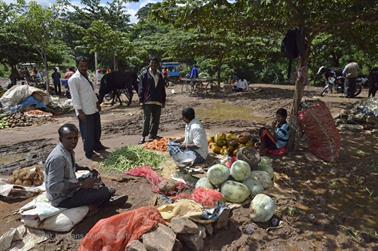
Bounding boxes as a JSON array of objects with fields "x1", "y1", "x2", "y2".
[{"x1": 197, "y1": 101, "x2": 266, "y2": 123}]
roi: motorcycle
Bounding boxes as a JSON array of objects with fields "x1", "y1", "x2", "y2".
[{"x1": 317, "y1": 66, "x2": 365, "y2": 97}]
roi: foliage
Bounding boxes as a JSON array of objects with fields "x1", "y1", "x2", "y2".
[{"x1": 102, "y1": 146, "x2": 167, "y2": 172}]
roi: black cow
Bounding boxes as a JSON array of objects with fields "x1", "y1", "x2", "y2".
[{"x1": 98, "y1": 71, "x2": 138, "y2": 106}]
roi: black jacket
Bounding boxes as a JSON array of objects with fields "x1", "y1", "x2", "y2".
[{"x1": 138, "y1": 69, "x2": 166, "y2": 106}]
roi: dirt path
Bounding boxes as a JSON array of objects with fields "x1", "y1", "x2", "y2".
[{"x1": 0, "y1": 84, "x2": 377, "y2": 250}]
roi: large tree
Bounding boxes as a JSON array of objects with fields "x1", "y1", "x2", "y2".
[
  {"x1": 18, "y1": 2, "x2": 67, "y2": 92},
  {"x1": 153, "y1": 0, "x2": 378, "y2": 151}
]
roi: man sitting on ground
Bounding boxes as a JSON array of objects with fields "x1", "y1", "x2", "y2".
[
  {"x1": 233, "y1": 78, "x2": 249, "y2": 92},
  {"x1": 259, "y1": 108, "x2": 289, "y2": 152},
  {"x1": 44, "y1": 123, "x2": 114, "y2": 209},
  {"x1": 173, "y1": 108, "x2": 208, "y2": 164}
]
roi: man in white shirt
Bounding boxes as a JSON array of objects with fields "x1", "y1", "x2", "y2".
[
  {"x1": 233, "y1": 79, "x2": 249, "y2": 92},
  {"x1": 342, "y1": 60, "x2": 359, "y2": 98},
  {"x1": 68, "y1": 56, "x2": 108, "y2": 160},
  {"x1": 174, "y1": 108, "x2": 208, "y2": 164}
]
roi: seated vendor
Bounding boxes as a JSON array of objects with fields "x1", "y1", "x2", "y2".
[
  {"x1": 259, "y1": 108, "x2": 289, "y2": 151},
  {"x1": 174, "y1": 108, "x2": 208, "y2": 164},
  {"x1": 233, "y1": 79, "x2": 249, "y2": 92},
  {"x1": 44, "y1": 123, "x2": 114, "y2": 209}
]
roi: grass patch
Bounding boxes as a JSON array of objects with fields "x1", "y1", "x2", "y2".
[{"x1": 102, "y1": 146, "x2": 167, "y2": 172}]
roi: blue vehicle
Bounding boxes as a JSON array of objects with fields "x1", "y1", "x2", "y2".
[{"x1": 161, "y1": 62, "x2": 181, "y2": 78}]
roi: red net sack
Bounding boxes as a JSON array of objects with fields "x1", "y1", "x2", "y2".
[
  {"x1": 298, "y1": 101, "x2": 340, "y2": 162},
  {"x1": 191, "y1": 187, "x2": 224, "y2": 208},
  {"x1": 126, "y1": 166, "x2": 162, "y2": 192},
  {"x1": 79, "y1": 207, "x2": 166, "y2": 251}
]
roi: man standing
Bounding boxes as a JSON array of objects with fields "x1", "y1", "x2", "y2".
[
  {"x1": 173, "y1": 108, "x2": 208, "y2": 164},
  {"x1": 342, "y1": 60, "x2": 359, "y2": 98},
  {"x1": 52, "y1": 67, "x2": 61, "y2": 95},
  {"x1": 190, "y1": 64, "x2": 199, "y2": 79},
  {"x1": 68, "y1": 56, "x2": 107, "y2": 160},
  {"x1": 138, "y1": 56, "x2": 166, "y2": 144},
  {"x1": 44, "y1": 123, "x2": 113, "y2": 208}
]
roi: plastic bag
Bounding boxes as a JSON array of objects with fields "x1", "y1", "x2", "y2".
[
  {"x1": 168, "y1": 141, "x2": 196, "y2": 167},
  {"x1": 298, "y1": 101, "x2": 340, "y2": 162},
  {"x1": 79, "y1": 207, "x2": 165, "y2": 251}
]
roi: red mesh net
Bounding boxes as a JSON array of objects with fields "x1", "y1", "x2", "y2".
[{"x1": 298, "y1": 101, "x2": 341, "y2": 162}]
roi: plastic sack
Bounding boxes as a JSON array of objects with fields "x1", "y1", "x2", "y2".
[
  {"x1": 20, "y1": 192, "x2": 89, "y2": 232},
  {"x1": 168, "y1": 141, "x2": 196, "y2": 167},
  {"x1": 0, "y1": 85, "x2": 48, "y2": 109},
  {"x1": 23, "y1": 206, "x2": 89, "y2": 232},
  {"x1": 298, "y1": 101, "x2": 340, "y2": 162},
  {"x1": 79, "y1": 207, "x2": 165, "y2": 251}
]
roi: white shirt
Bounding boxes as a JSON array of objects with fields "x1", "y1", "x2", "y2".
[
  {"x1": 68, "y1": 71, "x2": 98, "y2": 115},
  {"x1": 148, "y1": 67, "x2": 160, "y2": 88},
  {"x1": 183, "y1": 118, "x2": 208, "y2": 159},
  {"x1": 234, "y1": 79, "x2": 249, "y2": 90}
]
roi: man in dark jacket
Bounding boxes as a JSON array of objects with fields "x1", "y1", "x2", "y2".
[{"x1": 138, "y1": 56, "x2": 167, "y2": 144}]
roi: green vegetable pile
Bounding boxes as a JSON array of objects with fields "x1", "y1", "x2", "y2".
[
  {"x1": 0, "y1": 117, "x2": 9, "y2": 129},
  {"x1": 102, "y1": 146, "x2": 167, "y2": 172}
]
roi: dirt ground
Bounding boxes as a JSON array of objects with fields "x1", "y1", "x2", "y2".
[{"x1": 0, "y1": 83, "x2": 377, "y2": 250}]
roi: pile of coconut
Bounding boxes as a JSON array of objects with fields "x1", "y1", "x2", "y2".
[{"x1": 196, "y1": 149, "x2": 276, "y2": 222}]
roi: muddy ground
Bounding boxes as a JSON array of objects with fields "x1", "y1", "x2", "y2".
[{"x1": 0, "y1": 83, "x2": 377, "y2": 250}]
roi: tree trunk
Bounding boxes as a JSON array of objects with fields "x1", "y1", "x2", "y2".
[
  {"x1": 43, "y1": 54, "x2": 49, "y2": 94},
  {"x1": 288, "y1": 45, "x2": 310, "y2": 153},
  {"x1": 95, "y1": 52, "x2": 98, "y2": 84},
  {"x1": 113, "y1": 54, "x2": 118, "y2": 71}
]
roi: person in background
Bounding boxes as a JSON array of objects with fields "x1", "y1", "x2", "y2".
[
  {"x1": 233, "y1": 78, "x2": 249, "y2": 92},
  {"x1": 368, "y1": 67, "x2": 378, "y2": 98},
  {"x1": 138, "y1": 56, "x2": 166, "y2": 144},
  {"x1": 9, "y1": 66, "x2": 20, "y2": 88},
  {"x1": 259, "y1": 108, "x2": 289, "y2": 152},
  {"x1": 96, "y1": 68, "x2": 105, "y2": 85},
  {"x1": 44, "y1": 123, "x2": 114, "y2": 209},
  {"x1": 342, "y1": 60, "x2": 359, "y2": 98},
  {"x1": 68, "y1": 56, "x2": 108, "y2": 160},
  {"x1": 52, "y1": 67, "x2": 62, "y2": 95},
  {"x1": 173, "y1": 108, "x2": 208, "y2": 164},
  {"x1": 190, "y1": 64, "x2": 199, "y2": 79}
]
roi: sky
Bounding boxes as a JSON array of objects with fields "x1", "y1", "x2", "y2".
[{"x1": 2, "y1": 0, "x2": 162, "y2": 23}]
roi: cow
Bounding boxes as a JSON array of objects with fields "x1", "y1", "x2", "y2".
[{"x1": 98, "y1": 71, "x2": 139, "y2": 106}]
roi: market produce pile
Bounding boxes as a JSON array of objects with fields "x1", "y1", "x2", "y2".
[
  {"x1": 0, "y1": 112, "x2": 52, "y2": 129},
  {"x1": 195, "y1": 155, "x2": 276, "y2": 222},
  {"x1": 336, "y1": 98, "x2": 378, "y2": 132},
  {"x1": 208, "y1": 132, "x2": 255, "y2": 156},
  {"x1": 102, "y1": 146, "x2": 167, "y2": 172},
  {"x1": 143, "y1": 137, "x2": 169, "y2": 152},
  {"x1": 8, "y1": 166, "x2": 44, "y2": 186}
]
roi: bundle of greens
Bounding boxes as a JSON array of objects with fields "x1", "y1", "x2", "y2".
[{"x1": 102, "y1": 146, "x2": 167, "y2": 172}]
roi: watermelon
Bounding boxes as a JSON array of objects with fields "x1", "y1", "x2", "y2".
[
  {"x1": 250, "y1": 170, "x2": 273, "y2": 189},
  {"x1": 243, "y1": 178, "x2": 264, "y2": 196},
  {"x1": 250, "y1": 194, "x2": 276, "y2": 222},
  {"x1": 195, "y1": 177, "x2": 214, "y2": 189},
  {"x1": 220, "y1": 180, "x2": 250, "y2": 203},
  {"x1": 207, "y1": 164, "x2": 230, "y2": 186},
  {"x1": 257, "y1": 156, "x2": 274, "y2": 176},
  {"x1": 230, "y1": 160, "x2": 251, "y2": 181}
]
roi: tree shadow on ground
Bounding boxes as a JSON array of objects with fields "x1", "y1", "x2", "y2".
[{"x1": 271, "y1": 131, "x2": 378, "y2": 248}]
